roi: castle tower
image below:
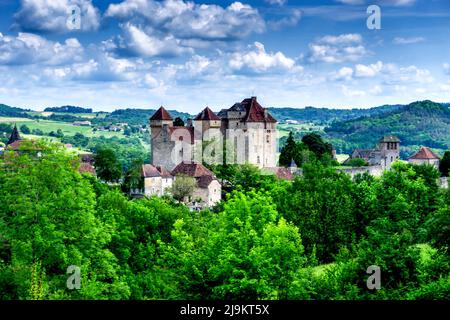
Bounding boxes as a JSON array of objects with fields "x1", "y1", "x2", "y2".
[
  {"x1": 150, "y1": 106, "x2": 176, "y2": 170},
  {"x1": 193, "y1": 107, "x2": 222, "y2": 165},
  {"x1": 379, "y1": 135, "x2": 400, "y2": 169}
]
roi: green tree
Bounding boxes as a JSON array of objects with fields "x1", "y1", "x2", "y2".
[
  {"x1": 301, "y1": 133, "x2": 333, "y2": 160},
  {"x1": 122, "y1": 159, "x2": 144, "y2": 194},
  {"x1": 170, "y1": 174, "x2": 197, "y2": 203},
  {"x1": 0, "y1": 141, "x2": 129, "y2": 299},
  {"x1": 173, "y1": 117, "x2": 185, "y2": 127},
  {"x1": 19, "y1": 124, "x2": 31, "y2": 134},
  {"x1": 439, "y1": 151, "x2": 450, "y2": 177},
  {"x1": 94, "y1": 147, "x2": 122, "y2": 183}
]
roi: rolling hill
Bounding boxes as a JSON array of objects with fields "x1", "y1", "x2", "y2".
[{"x1": 325, "y1": 100, "x2": 450, "y2": 156}]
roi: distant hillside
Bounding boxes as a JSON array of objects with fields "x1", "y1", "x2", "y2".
[
  {"x1": 0, "y1": 104, "x2": 30, "y2": 117},
  {"x1": 269, "y1": 104, "x2": 402, "y2": 124},
  {"x1": 325, "y1": 100, "x2": 450, "y2": 155},
  {"x1": 44, "y1": 106, "x2": 93, "y2": 113},
  {"x1": 104, "y1": 108, "x2": 193, "y2": 126}
]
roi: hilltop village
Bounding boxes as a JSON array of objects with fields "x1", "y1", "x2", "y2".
[{"x1": 2, "y1": 97, "x2": 448, "y2": 209}]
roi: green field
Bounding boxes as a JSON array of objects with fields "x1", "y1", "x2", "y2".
[
  {"x1": 0, "y1": 117, "x2": 124, "y2": 138},
  {"x1": 277, "y1": 123, "x2": 325, "y2": 138}
]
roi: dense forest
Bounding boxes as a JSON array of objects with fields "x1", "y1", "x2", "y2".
[
  {"x1": 268, "y1": 104, "x2": 402, "y2": 124},
  {"x1": 326, "y1": 101, "x2": 450, "y2": 156},
  {"x1": 0, "y1": 141, "x2": 448, "y2": 300}
]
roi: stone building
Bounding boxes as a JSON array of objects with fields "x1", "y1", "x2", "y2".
[
  {"x1": 408, "y1": 147, "x2": 440, "y2": 168},
  {"x1": 150, "y1": 97, "x2": 278, "y2": 171},
  {"x1": 171, "y1": 162, "x2": 221, "y2": 208},
  {"x1": 141, "y1": 164, "x2": 173, "y2": 197},
  {"x1": 346, "y1": 135, "x2": 400, "y2": 170}
]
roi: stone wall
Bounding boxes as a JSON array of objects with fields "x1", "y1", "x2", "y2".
[
  {"x1": 337, "y1": 165, "x2": 384, "y2": 178},
  {"x1": 439, "y1": 177, "x2": 448, "y2": 189}
]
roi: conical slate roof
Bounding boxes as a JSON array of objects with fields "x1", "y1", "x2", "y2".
[
  {"x1": 150, "y1": 106, "x2": 172, "y2": 121},
  {"x1": 7, "y1": 125, "x2": 21, "y2": 145},
  {"x1": 194, "y1": 107, "x2": 220, "y2": 121}
]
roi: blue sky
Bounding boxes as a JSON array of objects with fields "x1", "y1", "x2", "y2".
[{"x1": 0, "y1": 0, "x2": 449, "y2": 113}]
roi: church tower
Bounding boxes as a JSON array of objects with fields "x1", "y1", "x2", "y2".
[
  {"x1": 7, "y1": 124, "x2": 22, "y2": 146},
  {"x1": 379, "y1": 135, "x2": 400, "y2": 169}
]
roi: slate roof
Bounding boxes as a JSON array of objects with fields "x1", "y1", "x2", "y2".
[
  {"x1": 194, "y1": 107, "x2": 221, "y2": 121},
  {"x1": 150, "y1": 106, "x2": 173, "y2": 121},
  {"x1": 408, "y1": 147, "x2": 440, "y2": 160},
  {"x1": 7, "y1": 125, "x2": 21, "y2": 145},
  {"x1": 219, "y1": 97, "x2": 277, "y2": 123},
  {"x1": 379, "y1": 135, "x2": 400, "y2": 143}
]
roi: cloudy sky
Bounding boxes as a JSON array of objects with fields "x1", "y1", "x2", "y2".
[{"x1": 0, "y1": 0, "x2": 449, "y2": 113}]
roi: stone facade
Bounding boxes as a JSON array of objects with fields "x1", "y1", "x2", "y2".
[{"x1": 150, "y1": 97, "x2": 278, "y2": 170}]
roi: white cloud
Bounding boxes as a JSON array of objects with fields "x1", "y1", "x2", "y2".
[
  {"x1": 116, "y1": 23, "x2": 192, "y2": 58},
  {"x1": 0, "y1": 32, "x2": 84, "y2": 65},
  {"x1": 14, "y1": 0, "x2": 100, "y2": 33},
  {"x1": 444, "y1": 63, "x2": 450, "y2": 75},
  {"x1": 308, "y1": 34, "x2": 367, "y2": 63},
  {"x1": 265, "y1": 0, "x2": 287, "y2": 6},
  {"x1": 268, "y1": 9, "x2": 302, "y2": 30},
  {"x1": 342, "y1": 85, "x2": 366, "y2": 97},
  {"x1": 106, "y1": 0, "x2": 265, "y2": 41},
  {"x1": 331, "y1": 67, "x2": 354, "y2": 81},
  {"x1": 355, "y1": 61, "x2": 383, "y2": 77},
  {"x1": 393, "y1": 37, "x2": 425, "y2": 45},
  {"x1": 229, "y1": 42, "x2": 298, "y2": 74}
]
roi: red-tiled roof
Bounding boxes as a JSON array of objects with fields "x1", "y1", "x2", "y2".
[
  {"x1": 264, "y1": 167, "x2": 294, "y2": 180},
  {"x1": 241, "y1": 97, "x2": 277, "y2": 123},
  {"x1": 156, "y1": 166, "x2": 173, "y2": 178},
  {"x1": 409, "y1": 147, "x2": 440, "y2": 160},
  {"x1": 171, "y1": 162, "x2": 214, "y2": 178},
  {"x1": 6, "y1": 140, "x2": 23, "y2": 150},
  {"x1": 150, "y1": 106, "x2": 173, "y2": 121},
  {"x1": 79, "y1": 163, "x2": 96, "y2": 175},
  {"x1": 195, "y1": 107, "x2": 221, "y2": 121},
  {"x1": 142, "y1": 164, "x2": 161, "y2": 177}
]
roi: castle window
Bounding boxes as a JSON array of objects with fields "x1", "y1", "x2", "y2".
[
  {"x1": 257, "y1": 156, "x2": 260, "y2": 164},
  {"x1": 179, "y1": 136, "x2": 183, "y2": 141},
  {"x1": 266, "y1": 135, "x2": 270, "y2": 143}
]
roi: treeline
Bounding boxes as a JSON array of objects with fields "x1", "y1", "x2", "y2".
[
  {"x1": 44, "y1": 106, "x2": 93, "y2": 113},
  {"x1": 0, "y1": 141, "x2": 448, "y2": 300},
  {"x1": 269, "y1": 104, "x2": 402, "y2": 124}
]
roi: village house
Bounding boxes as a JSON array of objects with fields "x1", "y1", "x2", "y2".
[
  {"x1": 141, "y1": 164, "x2": 173, "y2": 197},
  {"x1": 408, "y1": 146, "x2": 440, "y2": 168},
  {"x1": 171, "y1": 162, "x2": 221, "y2": 208},
  {"x1": 72, "y1": 120, "x2": 92, "y2": 126}
]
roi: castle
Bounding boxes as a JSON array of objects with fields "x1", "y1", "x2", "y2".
[{"x1": 150, "y1": 97, "x2": 278, "y2": 171}]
